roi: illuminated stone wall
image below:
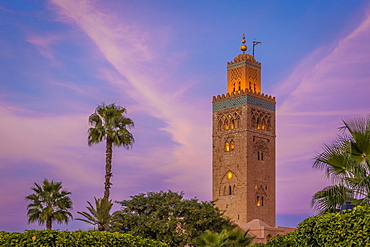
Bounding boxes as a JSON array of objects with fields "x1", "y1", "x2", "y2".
[{"x1": 212, "y1": 53, "x2": 276, "y2": 227}]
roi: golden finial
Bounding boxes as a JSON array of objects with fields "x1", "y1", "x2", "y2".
[{"x1": 240, "y1": 34, "x2": 247, "y2": 52}]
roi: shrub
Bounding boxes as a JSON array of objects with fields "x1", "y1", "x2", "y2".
[
  {"x1": 265, "y1": 232, "x2": 295, "y2": 247},
  {"x1": 0, "y1": 230, "x2": 168, "y2": 247},
  {"x1": 252, "y1": 205, "x2": 370, "y2": 247},
  {"x1": 295, "y1": 205, "x2": 370, "y2": 246},
  {"x1": 250, "y1": 243, "x2": 265, "y2": 247}
]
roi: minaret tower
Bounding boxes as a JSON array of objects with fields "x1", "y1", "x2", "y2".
[{"x1": 212, "y1": 35, "x2": 276, "y2": 227}]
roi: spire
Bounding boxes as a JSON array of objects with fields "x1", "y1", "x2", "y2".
[{"x1": 240, "y1": 34, "x2": 247, "y2": 53}]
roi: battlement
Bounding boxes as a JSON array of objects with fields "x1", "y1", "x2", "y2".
[{"x1": 212, "y1": 89, "x2": 275, "y2": 104}]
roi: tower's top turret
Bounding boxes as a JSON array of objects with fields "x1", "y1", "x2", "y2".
[{"x1": 225, "y1": 35, "x2": 262, "y2": 94}]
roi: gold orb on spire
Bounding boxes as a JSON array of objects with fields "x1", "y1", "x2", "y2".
[{"x1": 240, "y1": 34, "x2": 247, "y2": 52}]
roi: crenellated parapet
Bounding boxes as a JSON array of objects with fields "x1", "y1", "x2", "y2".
[{"x1": 212, "y1": 89, "x2": 275, "y2": 104}]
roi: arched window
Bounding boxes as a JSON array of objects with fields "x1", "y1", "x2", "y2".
[
  {"x1": 251, "y1": 116, "x2": 256, "y2": 128},
  {"x1": 230, "y1": 119, "x2": 235, "y2": 129},
  {"x1": 261, "y1": 152, "x2": 264, "y2": 161},
  {"x1": 224, "y1": 119, "x2": 229, "y2": 130},
  {"x1": 232, "y1": 83, "x2": 236, "y2": 92},
  {"x1": 257, "y1": 152, "x2": 260, "y2": 160},
  {"x1": 225, "y1": 142, "x2": 230, "y2": 152},
  {"x1": 238, "y1": 81, "x2": 241, "y2": 91},
  {"x1": 229, "y1": 186, "x2": 232, "y2": 195},
  {"x1": 218, "y1": 119, "x2": 223, "y2": 131},
  {"x1": 257, "y1": 118, "x2": 261, "y2": 129},
  {"x1": 235, "y1": 117, "x2": 240, "y2": 128},
  {"x1": 249, "y1": 82, "x2": 252, "y2": 91},
  {"x1": 254, "y1": 83, "x2": 256, "y2": 92},
  {"x1": 230, "y1": 140, "x2": 235, "y2": 151},
  {"x1": 261, "y1": 120, "x2": 265, "y2": 130},
  {"x1": 256, "y1": 196, "x2": 261, "y2": 206},
  {"x1": 261, "y1": 196, "x2": 264, "y2": 206}
]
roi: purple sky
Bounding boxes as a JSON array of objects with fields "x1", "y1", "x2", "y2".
[{"x1": 1, "y1": 0, "x2": 370, "y2": 231}]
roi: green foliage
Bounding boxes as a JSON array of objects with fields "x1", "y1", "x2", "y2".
[
  {"x1": 265, "y1": 232, "x2": 295, "y2": 247},
  {"x1": 312, "y1": 116, "x2": 370, "y2": 213},
  {"x1": 111, "y1": 190, "x2": 234, "y2": 247},
  {"x1": 0, "y1": 230, "x2": 168, "y2": 247},
  {"x1": 25, "y1": 179, "x2": 72, "y2": 230},
  {"x1": 88, "y1": 103, "x2": 134, "y2": 200},
  {"x1": 193, "y1": 229, "x2": 254, "y2": 247},
  {"x1": 251, "y1": 205, "x2": 370, "y2": 246},
  {"x1": 76, "y1": 197, "x2": 113, "y2": 231},
  {"x1": 295, "y1": 205, "x2": 370, "y2": 246},
  {"x1": 250, "y1": 243, "x2": 265, "y2": 247}
]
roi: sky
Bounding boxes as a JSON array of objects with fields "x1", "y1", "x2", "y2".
[{"x1": 0, "y1": 0, "x2": 370, "y2": 232}]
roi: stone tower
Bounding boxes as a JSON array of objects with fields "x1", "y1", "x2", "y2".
[{"x1": 212, "y1": 36, "x2": 276, "y2": 227}]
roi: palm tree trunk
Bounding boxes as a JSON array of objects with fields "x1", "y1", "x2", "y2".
[
  {"x1": 46, "y1": 216, "x2": 52, "y2": 230},
  {"x1": 104, "y1": 138, "x2": 113, "y2": 200}
]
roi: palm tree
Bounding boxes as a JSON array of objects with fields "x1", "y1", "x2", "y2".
[
  {"x1": 226, "y1": 229, "x2": 254, "y2": 246},
  {"x1": 76, "y1": 197, "x2": 113, "y2": 231},
  {"x1": 88, "y1": 103, "x2": 134, "y2": 200},
  {"x1": 193, "y1": 230, "x2": 229, "y2": 247},
  {"x1": 193, "y1": 229, "x2": 254, "y2": 247},
  {"x1": 25, "y1": 179, "x2": 72, "y2": 230},
  {"x1": 311, "y1": 115, "x2": 370, "y2": 214}
]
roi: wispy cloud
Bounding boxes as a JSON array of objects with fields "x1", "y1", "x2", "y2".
[
  {"x1": 49, "y1": 0, "x2": 212, "y2": 198},
  {"x1": 274, "y1": 8, "x2": 370, "y2": 214},
  {"x1": 26, "y1": 34, "x2": 61, "y2": 65}
]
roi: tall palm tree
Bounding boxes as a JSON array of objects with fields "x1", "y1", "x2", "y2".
[
  {"x1": 311, "y1": 115, "x2": 370, "y2": 214},
  {"x1": 25, "y1": 179, "x2": 73, "y2": 230},
  {"x1": 88, "y1": 103, "x2": 134, "y2": 200},
  {"x1": 76, "y1": 197, "x2": 113, "y2": 231}
]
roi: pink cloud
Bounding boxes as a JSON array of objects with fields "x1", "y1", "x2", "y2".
[
  {"x1": 26, "y1": 34, "x2": 61, "y2": 65},
  {"x1": 49, "y1": 0, "x2": 212, "y2": 198},
  {"x1": 274, "y1": 7, "x2": 370, "y2": 214}
]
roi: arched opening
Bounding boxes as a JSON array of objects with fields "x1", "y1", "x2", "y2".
[
  {"x1": 257, "y1": 118, "x2": 261, "y2": 129},
  {"x1": 235, "y1": 117, "x2": 240, "y2": 128},
  {"x1": 267, "y1": 234, "x2": 272, "y2": 241},
  {"x1": 218, "y1": 119, "x2": 223, "y2": 131},
  {"x1": 261, "y1": 119, "x2": 265, "y2": 130},
  {"x1": 261, "y1": 196, "x2": 264, "y2": 206},
  {"x1": 238, "y1": 81, "x2": 241, "y2": 91},
  {"x1": 249, "y1": 82, "x2": 252, "y2": 91},
  {"x1": 230, "y1": 119, "x2": 235, "y2": 129},
  {"x1": 251, "y1": 116, "x2": 256, "y2": 128},
  {"x1": 225, "y1": 142, "x2": 230, "y2": 152},
  {"x1": 256, "y1": 196, "x2": 261, "y2": 206},
  {"x1": 230, "y1": 140, "x2": 235, "y2": 151},
  {"x1": 229, "y1": 186, "x2": 232, "y2": 195}
]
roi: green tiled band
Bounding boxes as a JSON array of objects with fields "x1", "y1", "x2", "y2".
[{"x1": 212, "y1": 95, "x2": 275, "y2": 112}]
